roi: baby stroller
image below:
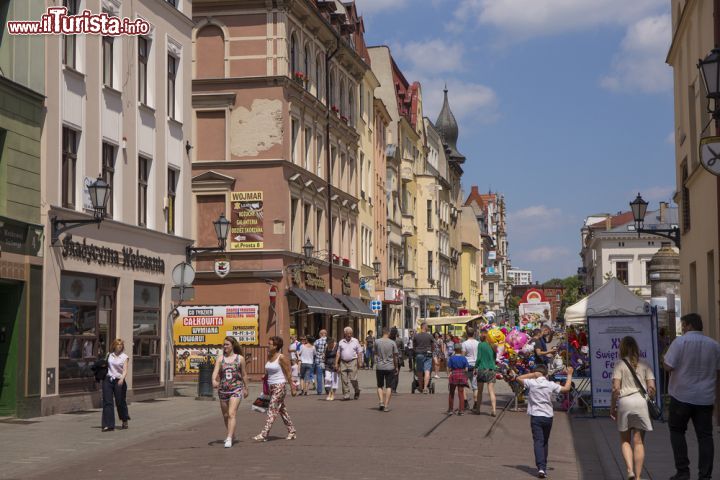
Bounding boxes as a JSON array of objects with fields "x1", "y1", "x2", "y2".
[{"x1": 411, "y1": 368, "x2": 435, "y2": 394}]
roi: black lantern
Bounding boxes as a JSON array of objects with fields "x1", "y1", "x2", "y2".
[
  {"x1": 87, "y1": 175, "x2": 111, "y2": 216},
  {"x1": 630, "y1": 193, "x2": 649, "y2": 228},
  {"x1": 213, "y1": 213, "x2": 231, "y2": 249},
  {"x1": 303, "y1": 238, "x2": 314, "y2": 261},
  {"x1": 51, "y1": 174, "x2": 112, "y2": 243},
  {"x1": 372, "y1": 257, "x2": 381, "y2": 277},
  {"x1": 398, "y1": 262, "x2": 405, "y2": 277},
  {"x1": 699, "y1": 48, "x2": 720, "y2": 101}
]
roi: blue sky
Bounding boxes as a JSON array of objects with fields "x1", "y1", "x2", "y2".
[{"x1": 355, "y1": 0, "x2": 675, "y2": 282}]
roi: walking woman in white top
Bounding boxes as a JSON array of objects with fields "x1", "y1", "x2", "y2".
[
  {"x1": 212, "y1": 336, "x2": 249, "y2": 448},
  {"x1": 610, "y1": 336, "x2": 657, "y2": 480},
  {"x1": 102, "y1": 339, "x2": 130, "y2": 432},
  {"x1": 253, "y1": 336, "x2": 297, "y2": 441}
]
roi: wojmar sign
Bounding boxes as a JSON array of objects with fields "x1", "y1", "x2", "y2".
[
  {"x1": 173, "y1": 305, "x2": 259, "y2": 347},
  {"x1": 230, "y1": 191, "x2": 264, "y2": 250}
]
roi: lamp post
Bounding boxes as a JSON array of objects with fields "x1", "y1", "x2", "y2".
[
  {"x1": 628, "y1": 193, "x2": 681, "y2": 248},
  {"x1": 699, "y1": 48, "x2": 720, "y2": 119},
  {"x1": 185, "y1": 213, "x2": 231, "y2": 262},
  {"x1": 360, "y1": 257, "x2": 382, "y2": 283},
  {"x1": 51, "y1": 175, "x2": 111, "y2": 243}
]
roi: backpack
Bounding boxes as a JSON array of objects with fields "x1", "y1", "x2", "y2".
[{"x1": 91, "y1": 356, "x2": 109, "y2": 383}]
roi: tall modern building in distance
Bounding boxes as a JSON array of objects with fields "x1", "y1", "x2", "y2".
[{"x1": 508, "y1": 269, "x2": 533, "y2": 286}]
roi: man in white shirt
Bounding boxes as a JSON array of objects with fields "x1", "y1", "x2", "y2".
[
  {"x1": 335, "y1": 327, "x2": 363, "y2": 400},
  {"x1": 663, "y1": 313, "x2": 720, "y2": 480},
  {"x1": 462, "y1": 327, "x2": 480, "y2": 412},
  {"x1": 513, "y1": 365, "x2": 574, "y2": 479}
]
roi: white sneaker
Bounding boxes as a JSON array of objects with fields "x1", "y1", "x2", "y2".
[{"x1": 224, "y1": 438, "x2": 232, "y2": 448}]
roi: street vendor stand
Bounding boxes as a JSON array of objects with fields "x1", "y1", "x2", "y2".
[
  {"x1": 417, "y1": 315, "x2": 484, "y2": 333},
  {"x1": 563, "y1": 278, "x2": 661, "y2": 416}
]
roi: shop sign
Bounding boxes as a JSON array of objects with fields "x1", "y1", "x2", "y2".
[
  {"x1": 383, "y1": 287, "x2": 404, "y2": 304},
  {"x1": 342, "y1": 273, "x2": 352, "y2": 296},
  {"x1": 488, "y1": 251, "x2": 497, "y2": 260},
  {"x1": 292, "y1": 264, "x2": 325, "y2": 289},
  {"x1": 61, "y1": 237, "x2": 165, "y2": 273},
  {"x1": 0, "y1": 216, "x2": 43, "y2": 256},
  {"x1": 229, "y1": 191, "x2": 264, "y2": 250},
  {"x1": 214, "y1": 257, "x2": 230, "y2": 278},
  {"x1": 174, "y1": 305, "x2": 259, "y2": 352}
]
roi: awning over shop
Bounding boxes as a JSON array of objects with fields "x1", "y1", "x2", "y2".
[
  {"x1": 335, "y1": 295, "x2": 376, "y2": 318},
  {"x1": 417, "y1": 315, "x2": 484, "y2": 327},
  {"x1": 289, "y1": 288, "x2": 347, "y2": 316}
]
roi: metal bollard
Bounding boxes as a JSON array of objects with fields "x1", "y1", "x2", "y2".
[{"x1": 196, "y1": 360, "x2": 214, "y2": 399}]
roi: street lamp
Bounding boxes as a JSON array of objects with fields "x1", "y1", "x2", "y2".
[
  {"x1": 629, "y1": 193, "x2": 680, "y2": 248},
  {"x1": 360, "y1": 257, "x2": 382, "y2": 283},
  {"x1": 699, "y1": 48, "x2": 720, "y2": 116},
  {"x1": 51, "y1": 175, "x2": 112, "y2": 244},
  {"x1": 186, "y1": 213, "x2": 231, "y2": 261},
  {"x1": 303, "y1": 238, "x2": 314, "y2": 262},
  {"x1": 387, "y1": 261, "x2": 405, "y2": 284}
]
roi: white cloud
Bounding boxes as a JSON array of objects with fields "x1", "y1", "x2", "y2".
[
  {"x1": 515, "y1": 246, "x2": 573, "y2": 263},
  {"x1": 394, "y1": 39, "x2": 465, "y2": 73},
  {"x1": 600, "y1": 14, "x2": 672, "y2": 93},
  {"x1": 507, "y1": 205, "x2": 569, "y2": 235},
  {"x1": 354, "y1": 0, "x2": 410, "y2": 15},
  {"x1": 414, "y1": 76, "x2": 499, "y2": 124},
  {"x1": 451, "y1": 0, "x2": 666, "y2": 38},
  {"x1": 632, "y1": 186, "x2": 675, "y2": 202},
  {"x1": 508, "y1": 205, "x2": 562, "y2": 222}
]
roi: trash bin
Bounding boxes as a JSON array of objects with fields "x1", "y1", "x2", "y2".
[{"x1": 197, "y1": 360, "x2": 214, "y2": 398}]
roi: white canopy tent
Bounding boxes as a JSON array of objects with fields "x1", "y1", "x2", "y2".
[
  {"x1": 417, "y1": 315, "x2": 483, "y2": 327},
  {"x1": 565, "y1": 277, "x2": 648, "y2": 325}
]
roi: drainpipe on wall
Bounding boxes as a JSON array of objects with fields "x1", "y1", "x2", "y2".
[
  {"x1": 325, "y1": 37, "x2": 339, "y2": 296},
  {"x1": 714, "y1": 0, "x2": 720, "y2": 427}
]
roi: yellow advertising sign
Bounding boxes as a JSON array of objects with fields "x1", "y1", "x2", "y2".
[
  {"x1": 230, "y1": 191, "x2": 264, "y2": 250},
  {"x1": 173, "y1": 305, "x2": 259, "y2": 346}
]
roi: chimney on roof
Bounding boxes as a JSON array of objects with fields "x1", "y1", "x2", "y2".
[
  {"x1": 660, "y1": 202, "x2": 667, "y2": 223},
  {"x1": 605, "y1": 215, "x2": 612, "y2": 230},
  {"x1": 471, "y1": 185, "x2": 479, "y2": 196}
]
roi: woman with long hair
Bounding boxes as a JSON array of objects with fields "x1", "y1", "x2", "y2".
[
  {"x1": 253, "y1": 336, "x2": 297, "y2": 441},
  {"x1": 212, "y1": 336, "x2": 248, "y2": 448},
  {"x1": 297, "y1": 336, "x2": 315, "y2": 396},
  {"x1": 610, "y1": 336, "x2": 656, "y2": 480},
  {"x1": 432, "y1": 332, "x2": 443, "y2": 379},
  {"x1": 102, "y1": 338, "x2": 130, "y2": 431}
]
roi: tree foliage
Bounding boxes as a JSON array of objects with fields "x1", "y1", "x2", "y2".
[{"x1": 542, "y1": 275, "x2": 586, "y2": 319}]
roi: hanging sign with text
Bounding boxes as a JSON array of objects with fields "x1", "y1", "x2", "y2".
[
  {"x1": 229, "y1": 191, "x2": 264, "y2": 250},
  {"x1": 588, "y1": 315, "x2": 659, "y2": 410}
]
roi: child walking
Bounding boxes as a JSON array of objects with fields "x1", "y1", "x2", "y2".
[
  {"x1": 447, "y1": 343, "x2": 469, "y2": 415},
  {"x1": 511, "y1": 365, "x2": 574, "y2": 478}
]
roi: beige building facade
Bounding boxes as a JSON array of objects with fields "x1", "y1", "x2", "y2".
[
  {"x1": 667, "y1": 0, "x2": 719, "y2": 343},
  {"x1": 40, "y1": 0, "x2": 194, "y2": 414}
]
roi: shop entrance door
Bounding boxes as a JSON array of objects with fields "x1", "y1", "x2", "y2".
[{"x1": 0, "y1": 282, "x2": 23, "y2": 416}]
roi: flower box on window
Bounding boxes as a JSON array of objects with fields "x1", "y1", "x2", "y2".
[
  {"x1": 293, "y1": 71, "x2": 305, "y2": 84},
  {"x1": 332, "y1": 254, "x2": 341, "y2": 265},
  {"x1": 331, "y1": 105, "x2": 340, "y2": 116},
  {"x1": 342, "y1": 257, "x2": 350, "y2": 267}
]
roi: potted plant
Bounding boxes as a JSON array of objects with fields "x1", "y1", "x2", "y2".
[
  {"x1": 342, "y1": 257, "x2": 350, "y2": 267},
  {"x1": 332, "y1": 254, "x2": 340, "y2": 265},
  {"x1": 293, "y1": 71, "x2": 304, "y2": 84},
  {"x1": 331, "y1": 104, "x2": 340, "y2": 116}
]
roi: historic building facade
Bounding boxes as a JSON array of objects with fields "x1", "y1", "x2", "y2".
[{"x1": 39, "y1": 0, "x2": 194, "y2": 415}]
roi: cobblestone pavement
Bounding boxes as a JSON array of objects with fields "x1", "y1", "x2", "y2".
[{"x1": 10, "y1": 369, "x2": 716, "y2": 480}]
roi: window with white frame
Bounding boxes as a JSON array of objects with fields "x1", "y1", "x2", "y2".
[
  {"x1": 62, "y1": 127, "x2": 78, "y2": 209},
  {"x1": 138, "y1": 36, "x2": 150, "y2": 105},
  {"x1": 316, "y1": 134, "x2": 323, "y2": 177},
  {"x1": 167, "y1": 54, "x2": 178, "y2": 119},
  {"x1": 360, "y1": 153, "x2": 365, "y2": 197},
  {"x1": 102, "y1": 36, "x2": 113, "y2": 87},
  {"x1": 63, "y1": 0, "x2": 78, "y2": 68},
  {"x1": 303, "y1": 202, "x2": 312, "y2": 245},
  {"x1": 138, "y1": 156, "x2": 151, "y2": 227}
]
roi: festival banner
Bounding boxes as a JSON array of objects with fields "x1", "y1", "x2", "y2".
[
  {"x1": 518, "y1": 301, "x2": 553, "y2": 326},
  {"x1": 587, "y1": 315, "x2": 660, "y2": 410},
  {"x1": 230, "y1": 191, "x2": 264, "y2": 250}
]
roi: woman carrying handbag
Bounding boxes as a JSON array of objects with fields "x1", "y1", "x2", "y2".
[{"x1": 610, "y1": 336, "x2": 657, "y2": 480}]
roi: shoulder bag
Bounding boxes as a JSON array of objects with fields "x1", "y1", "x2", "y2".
[{"x1": 622, "y1": 358, "x2": 662, "y2": 420}]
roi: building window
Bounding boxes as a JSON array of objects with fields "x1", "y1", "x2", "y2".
[
  {"x1": 428, "y1": 251, "x2": 434, "y2": 281},
  {"x1": 316, "y1": 208, "x2": 323, "y2": 251},
  {"x1": 316, "y1": 135, "x2": 323, "y2": 177},
  {"x1": 102, "y1": 36, "x2": 113, "y2": 87},
  {"x1": 165, "y1": 0, "x2": 177, "y2": 6},
  {"x1": 290, "y1": 198, "x2": 299, "y2": 251},
  {"x1": 133, "y1": 283, "x2": 161, "y2": 386},
  {"x1": 63, "y1": 0, "x2": 78, "y2": 68},
  {"x1": 59, "y1": 274, "x2": 116, "y2": 393},
  {"x1": 291, "y1": 118, "x2": 299, "y2": 164},
  {"x1": 303, "y1": 203, "x2": 312, "y2": 245},
  {"x1": 304, "y1": 127, "x2": 312, "y2": 171},
  {"x1": 315, "y1": 54, "x2": 323, "y2": 101},
  {"x1": 616, "y1": 261, "x2": 629, "y2": 285},
  {"x1": 138, "y1": 37, "x2": 149, "y2": 105},
  {"x1": 167, "y1": 54, "x2": 177, "y2": 119},
  {"x1": 102, "y1": 142, "x2": 115, "y2": 218},
  {"x1": 62, "y1": 127, "x2": 78, "y2": 209},
  {"x1": 303, "y1": 44, "x2": 310, "y2": 90},
  {"x1": 427, "y1": 200, "x2": 433, "y2": 230},
  {"x1": 167, "y1": 168, "x2": 178, "y2": 234},
  {"x1": 489, "y1": 283, "x2": 495, "y2": 303},
  {"x1": 138, "y1": 157, "x2": 150, "y2": 227},
  {"x1": 290, "y1": 34, "x2": 298, "y2": 76},
  {"x1": 360, "y1": 153, "x2": 365, "y2": 197},
  {"x1": 681, "y1": 160, "x2": 690, "y2": 232}
]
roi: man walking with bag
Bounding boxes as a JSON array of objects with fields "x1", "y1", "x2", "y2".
[{"x1": 664, "y1": 313, "x2": 720, "y2": 480}]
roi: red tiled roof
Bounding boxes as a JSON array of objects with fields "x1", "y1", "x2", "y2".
[{"x1": 589, "y1": 211, "x2": 634, "y2": 229}]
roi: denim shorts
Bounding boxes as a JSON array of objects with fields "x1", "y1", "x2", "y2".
[
  {"x1": 300, "y1": 363, "x2": 314, "y2": 381},
  {"x1": 415, "y1": 354, "x2": 432, "y2": 373}
]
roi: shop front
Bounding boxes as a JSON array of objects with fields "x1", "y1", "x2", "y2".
[{"x1": 41, "y1": 218, "x2": 188, "y2": 415}]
